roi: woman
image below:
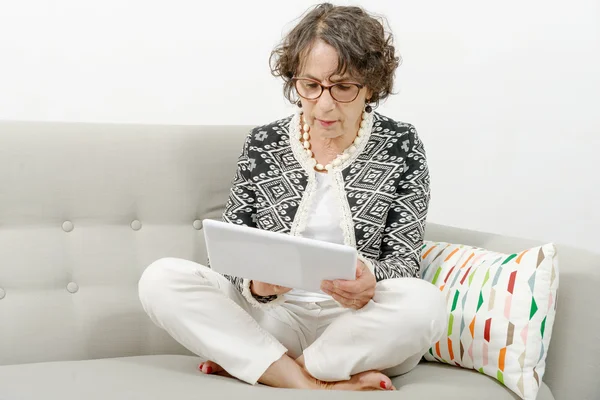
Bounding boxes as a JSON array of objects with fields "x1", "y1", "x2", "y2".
[{"x1": 139, "y1": 3, "x2": 446, "y2": 392}]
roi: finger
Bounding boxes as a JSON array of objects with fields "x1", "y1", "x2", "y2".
[
  {"x1": 329, "y1": 292, "x2": 357, "y2": 309},
  {"x1": 352, "y1": 298, "x2": 364, "y2": 310},
  {"x1": 322, "y1": 282, "x2": 373, "y2": 309},
  {"x1": 322, "y1": 283, "x2": 360, "y2": 300},
  {"x1": 329, "y1": 291, "x2": 364, "y2": 310},
  {"x1": 276, "y1": 285, "x2": 292, "y2": 294},
  {"x1": 325, "y1": 288, "x2": 353, "y2": 303},
  {"x1": 272, "y1": 285, "x2": 292, "y2": 295},
  {"x1": 331, "y1": 278, "x2": 365, "y2": 294},
  {"x1": 356, "y1": 264, "x2": 363, "y2": 278}
]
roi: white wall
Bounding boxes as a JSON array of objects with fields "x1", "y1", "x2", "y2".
[{"x1": 1, "y1": 0, "x2": 599, "y2": 252}]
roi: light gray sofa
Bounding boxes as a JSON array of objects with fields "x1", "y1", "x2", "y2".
[{"x1": 0, "y1": 121, "x2": 598, "y2": 400}]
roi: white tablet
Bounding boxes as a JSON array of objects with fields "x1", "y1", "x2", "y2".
[{"x1": 202, "y1": 219, "x2": 356, "y2": 292}]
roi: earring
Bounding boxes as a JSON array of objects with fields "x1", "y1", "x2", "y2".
[
  {"x1": 296, "y1": 100, "x2": 302, "y2": 108},
  {"x1": 365, "y1": 103, "x2": 373, "y2": 113}
]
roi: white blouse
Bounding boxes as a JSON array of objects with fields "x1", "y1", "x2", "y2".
[{"x1": 284, "y1": 172, "x2": 343, "y2": 303}]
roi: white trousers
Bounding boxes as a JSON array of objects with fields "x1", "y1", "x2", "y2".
[{"x1": 138, "y1": 257, "x2": 447, "y2": 385}]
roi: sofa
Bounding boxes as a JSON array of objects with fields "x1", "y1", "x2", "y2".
[{"x1": 0, "y1": 120, "x2": 598, "y2": 400}]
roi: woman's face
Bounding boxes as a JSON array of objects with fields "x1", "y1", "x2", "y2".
[{"x1": 296, "y1": 40, "x2": 372, "y2": 140}]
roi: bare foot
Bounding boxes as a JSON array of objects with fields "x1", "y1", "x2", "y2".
[
  {"x1": 198, "y1": 361, "x2": 230, "y2": 377},
  {"x1": 319, "y1": 370, "x2": 396, "y2": 391},
  {"x1": 295, "y1": 355, "x2": 395, "y2": 391},
  {"x1": 199, "y1": 356, "x2": 395, "y2": 391}
]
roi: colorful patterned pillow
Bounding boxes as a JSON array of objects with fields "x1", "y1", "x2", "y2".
[{"x1": 420, "y1": 241, "x2": 559, "y2": 400}]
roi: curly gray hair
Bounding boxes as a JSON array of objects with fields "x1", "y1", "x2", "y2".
[{"x1": 269, "y1": 3, "x2": 401, "y2": 106}]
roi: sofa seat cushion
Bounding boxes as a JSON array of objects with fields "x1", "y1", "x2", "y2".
[{"x1": 0, "y1": 355, "x2": 554, "y2": 400}]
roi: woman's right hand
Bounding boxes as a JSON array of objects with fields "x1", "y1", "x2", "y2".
[{"x1": 250, "y1": 281, "x2": 292, "y2": 296}]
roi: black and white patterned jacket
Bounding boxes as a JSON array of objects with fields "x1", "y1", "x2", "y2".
[{"x1": 219, "y1": 109, "x2": 430, "y2": 308}]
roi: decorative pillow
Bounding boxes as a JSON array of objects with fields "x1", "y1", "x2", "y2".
[{"x1": 420, "y1": 241, "x2": 559, "y2": 400}]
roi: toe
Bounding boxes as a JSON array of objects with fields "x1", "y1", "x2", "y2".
[
  {"x1": 379, "y1": 377, "x2": 394, "y2": 390},
  {"x1": 199, "y1": 361, "x2": 224, "y2": 375},
  {"x1": 354, "y1": 370, "x2": 393, "y2": 390},
  {"x1": 370, "y1": 372, "x2": 392, "y2": 391},
  {"x1": 381, "y1": 374, "x2": 396, "y2": 390}
]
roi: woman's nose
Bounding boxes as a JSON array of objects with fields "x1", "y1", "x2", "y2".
[{"x1": 316, "y1": 88, "x2": 336, "y2": 111}]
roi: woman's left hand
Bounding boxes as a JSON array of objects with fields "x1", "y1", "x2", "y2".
[{"x1": 321, "y1": 260, "x2": 376, "y2": 310}]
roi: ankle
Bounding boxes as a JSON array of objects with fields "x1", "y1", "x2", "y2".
[
  {"x1": 259, "y1": 354, "x2": 321, "y2": 390},
  {"x1": 299, "y1": 367, "x2": 322, "y2": 389},
  {"x1": 295, "y1": 354, "x2": 306, "y2": 369}
]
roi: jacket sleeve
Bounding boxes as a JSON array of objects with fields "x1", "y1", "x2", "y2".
[
  {"x1": 358, "y1": 124, "x2": 431, "y2": 280},
  {"x1": 213, "y1": 128, "x2": 285, "y2": 308}
]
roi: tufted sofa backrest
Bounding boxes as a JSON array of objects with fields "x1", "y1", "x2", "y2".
[{"x1": 0, "y1": 121, "x2": 251, "y2": 365}]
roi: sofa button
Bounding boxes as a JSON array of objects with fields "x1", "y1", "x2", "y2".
[
  {"x1": 62, "y1": 221, "x2": 74, "y2": 232},
  {"x1": 67, "y1": 282, "x2": 79, "y2": 294},
  {"x1": 193, "y1": 219, "x2": 203, "y2": 230},
  {"x1": 130, "y1": 220, "x2": 142, "y2": 231},
  {"x1": 0, "y1": 288, "x2": 5, "y2": 300}
]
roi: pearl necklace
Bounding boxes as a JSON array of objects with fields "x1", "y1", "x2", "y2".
[{"x1": 299, "y1": 110, "x2": 371, "y2": 172}]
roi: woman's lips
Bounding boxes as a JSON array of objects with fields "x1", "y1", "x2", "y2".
[{"x1": 317, "y1": 119, "x2": 337, "y2": 127}]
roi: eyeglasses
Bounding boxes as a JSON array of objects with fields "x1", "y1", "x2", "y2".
[{"x1": 292, "y1": 77, "x2": 364, "y2": 103}]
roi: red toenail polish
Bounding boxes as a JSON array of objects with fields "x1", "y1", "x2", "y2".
[
  {"x1": 380, "y1": 381, "x2": 387, "y2": 389},
  {"x1": 206, "y1": 366, "x2": 213, "y2": 374},
  {"x1": 198, "y1": 363, "x2": 203, "y2": 370}
]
